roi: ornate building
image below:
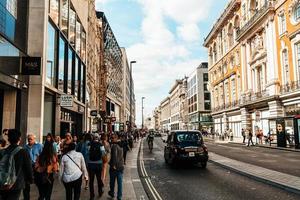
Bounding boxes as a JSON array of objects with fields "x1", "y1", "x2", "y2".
[{"x1": 205, "y1": 0, "x2": 300, "y2": 145}]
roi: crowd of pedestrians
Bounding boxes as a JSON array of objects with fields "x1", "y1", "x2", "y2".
[{"x1": 0, "y1": 128, "x2": 141, "y2": 200}]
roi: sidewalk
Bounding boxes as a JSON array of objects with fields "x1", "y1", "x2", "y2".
[
  {"x1": 204, "y1": 136, "x2": 300, "y2": 152},
  {"x1": 209, "y1": 152, "x2": 300, "y2": 195},
  {"x1": 22, "y1": 140, "x2": 147, "y2": 200}
]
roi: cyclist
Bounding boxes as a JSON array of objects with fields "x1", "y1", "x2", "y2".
[{"x1": 147, "y1": 132, "x2": 155, "y2": 152}]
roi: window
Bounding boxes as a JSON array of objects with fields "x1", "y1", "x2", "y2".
[
  {"x1": 49, "y1": 0, "x2": 59, "y2": 24},
  {"x1": 296, "y1": 43, "x2": 300, "y2": 81},
  {"x1": 69, "y1": 8, "x2": 76, "y2": 47},
  {"x1": 81, "y1": 30, "x2": 86, "y2": 62},
  {"x1": 279, "y1": 14, "x2": 286, "y2": 35},
  {"x1": 46, "y1": 23, "x2": 57, "y2": 86},
  {"x1": 58, "y1": 37, "x2": 66, "y2": 92},
  {"x1": 203, "y1": 73, "x2": 208, "y2": 82},
  {"x1": 295, "y1": 4, "x2": 300, "y2": 23},
  {"x1": 80, "y1": 64, "x2": 85, "y2": 103},
  {"x1": 67, "y1": 47, "x2": 73, "y2": 94},
  {"x1": 204, "y1": 93, "x2": 210, "y2": 101},
  {"x1": 282, "y1": 50, "x2": 289, "y2": 84},
  {"x1": 204, "y1": 83, "x2": 208, "y2": 91},
  {"x1": 61, "y1": 0, "x2": 69, "y2": 37},
  {"x1": 205, "y1": 102, "x2": 211, "y2": 110},
  {"x1": 6, "y1": 0, "x2": 17, "y2": 18},
  {"x1": 76, "y1": 20, "x2": 81, "y2": 55},
  {"x1": 0, "y1": 35, "x2": 19, "y2": 56},
  {"x1": 74, "y1": 56, "x2": 79, "y2": 98},
  {"x1": 231, "y1": 79, "x2": 236, "y2": 101}
]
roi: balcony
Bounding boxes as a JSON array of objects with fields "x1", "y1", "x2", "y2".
[
  {"x1": 236, "y1": 1, "x2": 274, "y2": 40},
  {"x1": 212, "y1": 99, "x2": 241, "y2": 113},
  {"x1": 280, "y1": 81, "x2": 300, "y2": 94},
  {"x1": 241, "y1": 90, "x2": 267, "y2": 104}
]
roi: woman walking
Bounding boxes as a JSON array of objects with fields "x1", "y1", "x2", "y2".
[
  {"x1": 101, "y1": 134, "x2": 110, "y2": 183},
  {"x1": 34, "y1": 140, "x2": 59, "y2": 200},
  {"x1": 60, "y1": 142, "x2": 88, "y2": 200}
]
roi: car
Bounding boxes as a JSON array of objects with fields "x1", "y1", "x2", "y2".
[{"x1": 163, "y1": 130, "x2": 208, "y2": 168}]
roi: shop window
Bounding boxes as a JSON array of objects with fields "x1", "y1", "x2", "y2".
[
  {"x1": 49, "y1": 0, "x2": 59, "y2": 25},
  {"x1": 46, "y1": 23, "x2": 57, "y2": 86},
  {"x1": 67, "y1": 46, "x2": 73, "y2": 94},
  {"x1": 75, "y1": 20, "x2": 81, "y2": 55},
  {"x1": 69, "y1": 8, "x2": 76, "y2": 47},
  {"x1": 61, "y1": 0, "x2": 69, "y2": 37}
]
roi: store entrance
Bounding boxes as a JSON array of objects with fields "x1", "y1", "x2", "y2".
[{"x1": 60, "y1": 122, "x2": 70, "y2": 138}]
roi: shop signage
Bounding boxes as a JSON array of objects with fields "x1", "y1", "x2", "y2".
[
  {"x1": 61, "y1": 95, "x2": 73, "y2": 107},
  {"x1": 90, "y1": 110, "x2": 98, "y2": 116},
  {"x1": 21, "y1": 57, "x2": 41, "y2": 75}
]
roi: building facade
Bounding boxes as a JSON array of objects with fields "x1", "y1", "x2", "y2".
[
  {"x1": 187, "y1": 63, "x2": 212, "y2": 130},
  {"x1": 160, "y1": 97, "x2": 171, "y2": 132},
  {"x1": 204, "y1": 0, "x2": 300, "y2": 144},
  {"x1": 96, "y1": 11, "x2": 123, "y2": 133}
]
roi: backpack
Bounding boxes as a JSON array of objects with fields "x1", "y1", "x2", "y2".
[
  {"x1": 89, "y1": 141, "x2": 102, "y2": 161},
  {"x1": 0, "y1": 146, "x2": 22, "y2": 190}
]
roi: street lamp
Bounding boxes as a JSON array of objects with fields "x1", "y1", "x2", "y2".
[
  {"x1": 142, "y1": 97, "x2": 145, "y2": 130},
  {"x1": 129, "y1": 61, "x2": 136, "y2": 132}
]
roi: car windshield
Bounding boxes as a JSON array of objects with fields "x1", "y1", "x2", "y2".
[{"x1": 176, "y1": 132, "x2": 202, "y2": 143}]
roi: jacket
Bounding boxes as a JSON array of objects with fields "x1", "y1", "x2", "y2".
[
  {"x1": 0, "y1": 144, "x2": 33, "y2": 191},
  {"x1": 109, "y1": 142, "x2": 124, "y2": 171}
]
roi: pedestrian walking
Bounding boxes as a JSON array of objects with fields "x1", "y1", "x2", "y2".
[
  {"x1": 229, "y1": 129, "x2": 233, "y2": 141},
  {"x1": 247, "y1": 128, "x2": 254, "y2": 147},
  {"x1": 101, "y1": 133, "x2": 110, "y2": 184},
  {"x1": 0, "y1": 129, "x2": 33, "y2": 200},
  {"x1": 55, "y1": 136, "x2": 62, "y2": 160},
  {"x1": 34, "y1": 140, "x2": 59, "y2": 200},
  {"x1": 0, "y1": 129, "x2": 9, "y2": 150},
  {"x1": 23, "y1": 133, "x2": 43, "y2": 200},
  {"x1": 121, "y1": 134, "x2": 130, "y2": 165},
  {"x1": 108, "y1": 134, "x2": 124, "y2": 200},
  {"x1": 60, "y1": 142, "x2": 88, "y2": 200},
  {"x1": 241, "y1": 128, "x2": 246, "y2": 143},
  {"x1": 87, "y1": 133, "x2": 106, "y2": 200}
]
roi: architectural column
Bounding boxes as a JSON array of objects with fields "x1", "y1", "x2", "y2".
[
  {"x1": 246, "y1": 42, "x2": 252, "y2": 92},
  {"x1": 268, "y1": 101, "x2": 284, "y2": 119},
  {"x1": 26, "y1": 0, "x2": 48, "y2": 142},
  {"x1": 241, "y1": 44, "x2": 247, "y2": 92},
  {"x1": 241, "y1": 107, "x2": 251, "y2": 129},
  {"x1": 265, "y1": 20, "x2": 279, "y2": 95}
]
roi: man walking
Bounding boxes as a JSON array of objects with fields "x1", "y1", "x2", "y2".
[
  {"x1": 0, "y1": 129, "x2": 33, "y2": 200},
  {"x1": 108, "y1": 134, "x2": 124, "y2": 200},
  {"x1": 88, "y1": 133, "x2": 106, "y2": 200},
  {"x1": 247, "y1": 128, "x2": 254, "y2": 147},
  {"x1": 241, "y1": 128, "x2": 246, "y2": 143},
  {"x1": 23, "y1": 133, "x2": 43, "y2": 200}
]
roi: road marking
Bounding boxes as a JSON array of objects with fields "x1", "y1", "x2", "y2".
[
  {"x1": 139, "y1": 140, "x2": 163, "y2": 200},
  {"x1": 143, "y1": 158, "x2": 155, "y2": 161}
]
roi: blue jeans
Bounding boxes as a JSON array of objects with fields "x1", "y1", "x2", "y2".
[{"x1": 109, "y1": 168, "x2": 123, "y2": 200}]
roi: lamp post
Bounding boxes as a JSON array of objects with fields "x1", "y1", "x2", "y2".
[
  {"x1": 142, "y1": 97, "x2": 145, "y2": 130},
  {"x1": 129, "y1": 61, "x2": 136, "y2": 132}
]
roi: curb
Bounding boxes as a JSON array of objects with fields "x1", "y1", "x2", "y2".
[
  {"x1": 209, "y1": 158, "x2": 300, "y2": 195},
  {"x1": 228, "y1": 142, "x2": 300, "y2": 152}
]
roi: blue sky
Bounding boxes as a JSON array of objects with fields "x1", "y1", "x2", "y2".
[{"x1": 96, "y1": 0, "x2": 229, "y2": 126}]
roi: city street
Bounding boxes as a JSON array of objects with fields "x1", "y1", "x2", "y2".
[{"x1": 140, "y1": 138, "x2": 300, "y2": 200}]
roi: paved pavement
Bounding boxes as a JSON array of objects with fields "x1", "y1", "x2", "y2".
[
  {"x1": 21, "y1": 140, "x2": 147, "y2": 200},
  {"x1": 140, "y1": 138, "x2": 300, "y2": 200}
]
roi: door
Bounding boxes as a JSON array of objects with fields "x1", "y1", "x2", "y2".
[{"x1": 60, "y1": 122, "x2": 70, "y2": 138}]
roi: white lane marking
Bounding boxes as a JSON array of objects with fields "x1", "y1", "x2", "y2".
[{"x1": 140, "y1": 140, "x2": 163, "y2": 200}]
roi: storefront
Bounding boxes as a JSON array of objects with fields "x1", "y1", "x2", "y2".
[{"x1": 228, "y1": 115, "x2": 241, "y2": 137}]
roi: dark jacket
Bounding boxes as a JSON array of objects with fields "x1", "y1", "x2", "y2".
[
  {"x1": 109, "y1": 142, "x2": 124, "y2": 172},
  {"x1": 1, "y1": 144, "x2": 33, "y2": 191}
]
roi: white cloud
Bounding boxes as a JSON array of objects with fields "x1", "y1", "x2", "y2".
[{"x1": 177, "y1": 23, "x2": 200, "y2": 42}]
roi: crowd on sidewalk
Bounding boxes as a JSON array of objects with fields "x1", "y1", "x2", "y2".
[{"x1": 0, "y1": 128, "x2": 143, "y2": 200}]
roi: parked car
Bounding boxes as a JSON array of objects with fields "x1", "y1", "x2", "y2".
[{"x1": 163, "y1": 130, "x2": 208, "y2": 168}]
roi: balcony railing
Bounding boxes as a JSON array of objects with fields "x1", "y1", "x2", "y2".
[
  {"x1": 236, "y1": 1, "x2": 273, "y2": 39},
  {"x1": 280, "y1": 81, "x2": 300, "y2": 94},
  {"x1": 241, "y1": 89, "x2": 267, "y2": 104},
  {"x1": 212, "y1": 99, "x2": 241, "y2": 112}
]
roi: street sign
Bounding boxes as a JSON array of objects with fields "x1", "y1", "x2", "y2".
[
  {"x1": 90, "y1": 110, "x2": 98, "y2": 116},
  {"x1": 60, "y1": 95, "x2": 73, "y2": 107}
]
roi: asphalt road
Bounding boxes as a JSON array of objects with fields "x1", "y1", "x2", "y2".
[
  {"x1": 205, "y1": 141, "x2": 300, "y2": 177},
  {"x1": 141, "y1": 137, "x2": 300, "y2": 200}
]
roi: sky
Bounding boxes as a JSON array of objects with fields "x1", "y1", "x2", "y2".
[{"x1": 96, "y1": 0, "x2": 229, "y2": 126}]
